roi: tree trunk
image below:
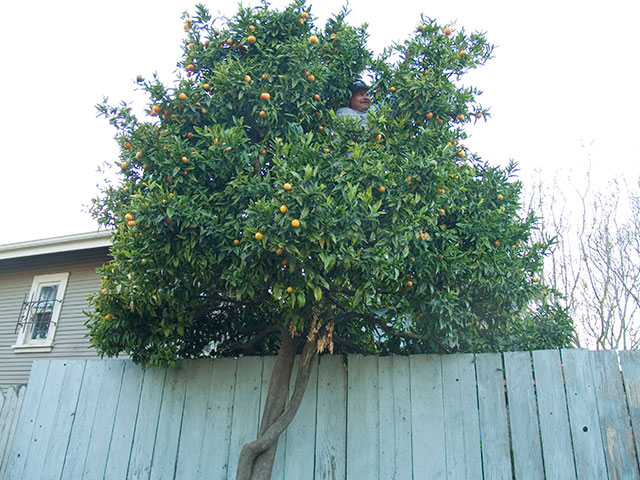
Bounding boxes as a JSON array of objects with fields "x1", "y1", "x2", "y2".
[{"x1": 235, "y1": 328, "x2": 319, "y2": 480}]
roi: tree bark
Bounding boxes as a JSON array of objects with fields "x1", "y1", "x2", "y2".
[{"x1": 235, "y1": 328, "x2": 319, "y2": 480}]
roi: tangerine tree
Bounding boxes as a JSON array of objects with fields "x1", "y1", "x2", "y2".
[{"x1": 88, "y1": 2, "x2": 572, "y2": 478}]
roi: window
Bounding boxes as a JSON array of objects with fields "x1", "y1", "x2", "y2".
[{"x1": 13, "y1": 272, "x2": 69, "y2": 353}]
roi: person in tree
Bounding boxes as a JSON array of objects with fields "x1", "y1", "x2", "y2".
[{"x1": 336, "y1": 80, "x2": 371, "y2": 126}]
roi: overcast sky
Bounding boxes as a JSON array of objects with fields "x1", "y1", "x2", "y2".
[{"x1": 1, "y1": 0, "x2": 638, "y2": 245}]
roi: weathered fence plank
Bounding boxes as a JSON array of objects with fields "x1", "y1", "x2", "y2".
[
  {"x1": 283, "y1": 357, "x2": 319, "y2": 480},
  {"x1": 532, "y1": 349, "x2": 577, "y2": 480},
  {"x1": 378, "y1": 355, "x2": 412, "y2": 480},
  {"x1": 149, "y1": 361, "x2": 188, "y2": 480},
  {"x1": 619, "y1": 350, "x2": 640, "y2": 473},
  {"x1": 503, "y1": 351, "x2": 545, "y2": 479},
  {"x1": 442, "y1": 353, "x2": 482, "y2": 480},
  {"x1": 4, "y1": 359, "x2": 50, "y2": 479},
  {"x1": 198, "y1": 357, "x2": 237, "y2": 480},
  {"x1": 347, "y1": 355, "x2": 379, "y2": 479},
  {"x1": 175, "y1": 359, "x2": 214, "y2": 479},
  {"x1": 409, "y1": 355, "x2": 446, "y2": 478},
  {"x1": 60, "y1": 360, "x2": 107, "y2": 480},
  {"x1": 0, "y1": 385, "x2": 25, "y2": 479},
  {"x1": 82, "y1": 359, "x2": 126, "y2": 479},
  {"x1": 40, "y1": 360, "x2": 86, "y2": 480},
  {"x1": 21, "y1": 359, "x2": 69, "y2": 479},
  {"x1": 227, "y1": 356, "x2": 264, "y2": 480},
  {"x1": 590, "y1": 349, "x2": 640, "y2": 480},
  {"x1": 125, "y1": 365, "x2": 166, "y2": 480},
  {"x1": 104, "y1": 361, "x2": 144, "y2": 479},
  {"x1": 476, "y1": 353, "x2": 512, "y2": 479},
  {"x1": 314, "y1": 354, "x2": 346, "y2": 480},
  {"x1": 561, "y1": 349, "x2": 608, "y2": 479}
]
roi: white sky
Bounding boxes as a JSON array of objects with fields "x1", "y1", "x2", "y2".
[{"x1": 1, "y1": 0, "x2": 638, "y2": 245}]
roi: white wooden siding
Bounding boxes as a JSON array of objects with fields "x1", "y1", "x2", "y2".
[{"x1": 4, "y1": 350, "x2": 640, "y2": 479}]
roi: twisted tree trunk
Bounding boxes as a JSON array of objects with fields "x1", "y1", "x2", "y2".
[{"x1": 235, "y1": 327, "x2": 320, "y2": 480}]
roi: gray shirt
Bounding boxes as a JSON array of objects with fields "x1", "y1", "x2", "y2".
[{"x1": 336, "y1": 107, "x2": 368, "y2": 126}]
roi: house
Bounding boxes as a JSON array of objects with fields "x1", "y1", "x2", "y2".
[{"x1": 0, "y1": 231, "x2": 112, "y2": 392}]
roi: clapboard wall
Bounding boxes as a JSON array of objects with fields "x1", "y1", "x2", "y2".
[{"x1": 4, "y1": 350, "x2": 640, "y2": 479}]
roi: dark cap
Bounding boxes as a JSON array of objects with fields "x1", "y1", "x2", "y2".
[{"x1": 348, "y1": 80, "x2": 370, "y2": 94}]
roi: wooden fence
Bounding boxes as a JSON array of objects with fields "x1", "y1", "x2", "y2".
[
  {"x1": 0, "y1": 385, "x2": 25, "y2": 477},
  {"x1": 3, "y1": 350, "x2": 640, "y2": 479}
]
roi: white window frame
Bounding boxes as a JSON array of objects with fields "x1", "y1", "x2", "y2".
[{"x1": 12, "y1": 272, "x2": 69, "y2": 353}]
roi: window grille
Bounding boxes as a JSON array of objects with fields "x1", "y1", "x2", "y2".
[{"x1": 15, "y1": 289, "x2": 61, "y2": 339}]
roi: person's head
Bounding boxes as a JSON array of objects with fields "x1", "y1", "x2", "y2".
[{"x1": 348, "y1": 80, "x2": 371, "y2": 112}]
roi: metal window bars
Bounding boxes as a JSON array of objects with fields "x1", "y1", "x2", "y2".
[{"x1": 15, "y1": 293, "x2": 61, "y2": 339}]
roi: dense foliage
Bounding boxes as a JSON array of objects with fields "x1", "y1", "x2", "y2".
[{"x1": 88, "y1": 2, "x2": 573, "y2": 366}]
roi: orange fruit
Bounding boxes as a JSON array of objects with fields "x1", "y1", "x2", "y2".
[
  {"x1": 281, "y1": 258, "x2": 289, "y2": 265},
  {"x1": 291, "y1": 219, "x2": 301, "y2": 228},
  {"x1": 280, "y1": 205, "x2": 288, "y2": 213},
  {"x1": 125, "y1": 213, "x2": 133, "y2": 221},
  {"x1": 407, "y1": 280, "x2": 414, "y2": 287},
  {"x1": 301, "y1": 12, "x2": 309, "y2": 19},
  {"x1": 494, "y1": 240, "x2": 501, "y2": 247},
  {"x1": 135, "y1": 151, "x2": 143, "y2": 159},
  {"x1": 186, "y1": 132, "x2": 194, "y2": 139},
  {"x1": 378, "y1": 186, "x2": 386, "y2": 193},
  {"x1": 375, "y1": 134, "x2": 382, "y2": 141},
  {"x1": 283, "y1": 182, "x2": 292, "y2": 190},
  {"x1": 105, "y1": 314, "x2": 111, "y2": 320},
  {"x1": 459, "y1": 50, "x2": 466, "y2": 56},
  {"x1": 186, "y1": 64, "x2": 195, "y2": 71},
  {"x1": 444, "y1": 27, "x2": 452, "y2": 35},
  {"x1": 123, "y1": 141, "x2": 132, "y2": 149},
  {"x1": 178, "y1": 92, "x2": 187, "y2": 100},
  {"x1": 309, "y1": 35, "x2": 319, "y2": 44},
  {"x1": 121, "y1": 161, "x2": 128, "y2": 169},
  {"x1": 247, "y1": 35, "x2": 256, "y2": 44},
  {"x1": 317, "y1": 126, "x2": 324, "y2": 132},
  {"x1": 261, "y1": 73, "x2": 268, "y2": 80},
  {"x1": 307, "y1": 74, "x2": 315, "y2": 82},
  {"x1": 249, "y1": 25, "x2": 255, "y2": 31},
  {"x1": 286, "y1": 286, "x2": 294, "y2": 293},
  {"x1": 299, "y1": 18, "x2": 305, "y2": 25},
  {"x1": 438, "y1": 188, "x2": 445, "y2": 194},
  {"x1": 255, "y1": 232, "x2": 264, "y2": 240},
  {"x1": 225, "y1": 146, "x2": 232, "y2": 152},
  {"x1": 181, "y1": 156, "x2": 188, "y2": 163},
  {"x1": 275, "y1": 247, "x2": 283, "y2": 255},
  {"x1": 259, "y1": 148, "x2": 267, "y2": 155},
  {"x1": 244, "y1": 75, "x2": 251, "y2": 83},
  {"x1": 313, "y1": 93, "x2": 320, "y2": 100},
  {"x1": 152, "y1": 105, "x2": 162, "y2": 113},
  {"x1": 259, "y1": 110, "x2": 267, "y2": 117},
  {"x1": 261, "y1": 92, "x2": 271, "y2": 100},
  {"x1": 476, "y1": 112, "x2": 482, "y2": 118},
  {"x1": 233, "y1": 239, "x2": 240, "y2": 246},
  {"x1": 183, "y1": 23, "x2": 190, "y2": 31},
  {"x1": 128, "y1": 220, "x2": 136, "y2": 226},
  {"x1": 390, "y1": 86, "x2": 396, "y2": 92},
  {"x1": 324, "y1": 148, "x2": 330, "y2": 153},
  {"x1": 141, "y1": 258, "x2": 147, "y2": 264},
  {"x1": 101, "y1": 288, "x2": 107, "y2": 294},
  {"x1": 426, "y1": 112, "x2": 433, "y2": 119},
  {"x1": 226, "y1": 38, "x2": 234, "y2": 45},
  {"x1": 407, "y1": 175, "x2": 412, "y2": 181},
  {"x1": 497, "y1": 194, "x2": 504, "y2": 201},
  {"x1": 440, "y1": 209, "x2": 446, "y2": 215}
]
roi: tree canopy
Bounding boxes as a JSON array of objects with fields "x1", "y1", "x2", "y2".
[{"x1": 88, "y1": 1, "x2": 573, "y2": 367}]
